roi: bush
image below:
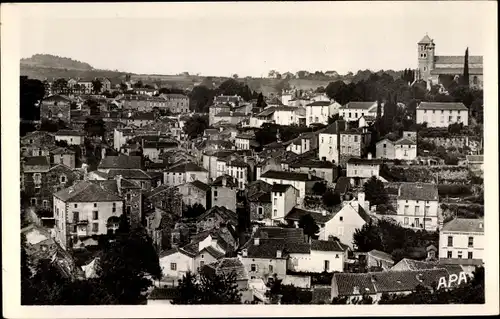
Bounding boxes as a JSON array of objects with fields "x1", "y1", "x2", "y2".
[{"x1": 438, "y1": 184, "x2": 473, "y2": 197}]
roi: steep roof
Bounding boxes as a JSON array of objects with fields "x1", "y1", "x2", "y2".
[
  {"x1": 334, "y1": 177, "x2": 351, "y2": 194},
  {"x1": 165, "y1": 162, "x2": 207, "y2": 173},
  {"x1": 244, "y1": 238, "x2": 287, "y2": 259},
  {"x1": 54, "y1": 129, "x2": 85, "y2": 136},
  {"x1": 417, "y1": 102, "x2": 468, "y2": 111},
  {"x1": 188, "y1": 180, "x2": 211, "y2": 192},
  {"x1": 271, "y1": 184, "x2": 295, "y2": 193},
  {"x1": 253, "y1": 226, "x2": 305, "y2": 243},
  {"x1": 430, "y1": 68, "x2": 483, "y2": 76},
  {"x1": 203, "y1": 257, "x2": 248, "y2": 281},
  {"x1": 98, "y1": 155, "x2": 142, "y2": 170},
  {"x1": 434, "y1": 55, "x2": 483, "y2": 64},
  {"x1": 211, "y1": 175, "x2": 238, "y2": 188},
  {"x1": 260, "y1": 170, "x2": 323, "y2": 182},
  {"x1": 343, "y1": 101, "x2": 377, "y2": 110},
  {"x1": 307, "y1": 101, "x2": 331, "y2": 107},
  {"x1": 311, "y1": 240, "x2": 346, "y2": 252},
  {"x1": 196, "y1": 206, "x2": 238, "y2": 226},
  {"x1": 394, "y1": 137, "x2": 416, "y2": 145},
  {"x1": 23, "y1": 156, "x2": 50, "y2": 167},
  {"x1": 418, "y1": 34, "x2": 433, "y2": 44},
  {"x1": 289, "y1": 160, "x2": 336, "y2": 169},
  {"x1": 442, "y1": 218, "x2": 484, "y2": 233},
  {"x1": 200, "y1": 246, "x2": 225, "y2": 260},
  {"x1": 319, "y1": 121, "x2": 347, "y2": 135},
  {"x1": 54, "y1": 180, "x2": 122, "y2": 202},
  {"x1": 398, "y1": 183, "x2": 438, "y2": 201},
  {"x1": 285, "y1": 207, "x2": 337, "y2": 224},
  {"x1": 43, "y1": 95, "x2": 71, "y2": 103},
  {"x1": 347, "y1": 158, "x2": 383, "y2": 165},
  {"x1": 368, "y1": 249, "x2": 394, "y2": 262},
  {"x1": 106, "y1": 169, "x2": 153, "y2": 180}
]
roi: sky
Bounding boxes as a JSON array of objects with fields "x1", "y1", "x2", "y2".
[{"x1": 18, "y1": 2, "x2": 494, "y2": 77}]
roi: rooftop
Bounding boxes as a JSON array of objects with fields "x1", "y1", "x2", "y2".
[
  {"x1": 54, "y1": 180, "x2": 122, "y2": 202},
  {"x1": 260, "y1": 170, "x2": 323, "y2": 182},
  {"x1": 54, "y1": 130, "x2": 85, "y2": 136},
  {"x1": 98, "y1": 155, "x2": 142, "y2": 170},
  {"x1": 271, "y1": 184, "x2": 295, "y2": 193},
  {"x1": 342, "y1": 101, "x2": 378, "y2": 110},
  {"x1": 347, "y1": 158, "x2": 383, "y2": 165},
  {"x1": 417, "y1": 102, "x2": 468, "y2": 111},
  {"x1": 165, "y1": 162, "x2": 207, "y2": 173},
  {"x1": 398, "y1": 182, "x2": 438, "y2": 201},
  {"x1": 442, "y1": 218, "x2": 484, "y2": 233},
  {"x1": 285, "y1": 207, "x2": 338, "y2": 224}
]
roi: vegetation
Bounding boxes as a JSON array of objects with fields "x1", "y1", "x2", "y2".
[
  {"x1": 363, "y1": 176, "x2": 389, "y2": 207},
  {"x1": 183, "y1": 203, "x2": 206, "y2": 219},
  {"x1": 20, "y1": 76, "x2": 45, "y2": 122},
  {"x1": 183, "y1": 114, "x2": 209, "y2": 139},
  {"x1": 298, "y1": 214, "x2": 320, "y2": 241},
  {"x1": 312, "y1": 182, "x2": 327, "y2": 195},
  {"x1": 266, "y1": 275, "x2": 312, "y2": 304},
  {"x1": 322, "y1": 190, "x2": 341, "y2": 208}
]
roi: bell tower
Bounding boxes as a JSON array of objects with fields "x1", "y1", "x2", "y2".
[{"x1": 417, "y1": 33, "x2": 434, "y2": 82}]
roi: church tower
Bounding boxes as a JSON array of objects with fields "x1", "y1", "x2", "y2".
[{"x1": 417, "y1": 34, "x2": 435, "y2": 82}]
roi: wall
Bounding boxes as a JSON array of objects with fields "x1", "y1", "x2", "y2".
[
  {"x1": 55, "y1": 135, "x2": 84, "y2": 145},
  {"x1": 376, "y1": 140, "x2": 396, "y2": 159},
  {"x1": 177, "y1": 183, "x2": 207, "y2": 208},
  {"x1": 242, "y1": 256, "x2": 287, "y2": 281},
  {"x1": 52, "y1": 153, "x2": 76, "y2": 169},
  {"x1": 395, "y1": 199, "x2": 439, "y2": 230},
  {"x1": 324, "y1": 202, "x2": 366, "y2": 248},
  {"x1": 193, "y1": 251, "x2": 219, "y2": 273},
  {"x1": 212, "y1": 186, "x2": 236, "y2": 212},
  {"x1": 250, "y1": 201, "x2": 272, "y2": 222},
  {"x1": 394, "y1": 144, "x2": 417, "y2": 160},
  {"x1": 283, "y1": 274, "x2": 311, "y2": 289},
  {"x1": 318, "y1": 133, "x2": 338, "y2": 162},
  {"x1": 227, "y1": 166, "x2": 247, "y2": 190},
  {"x1": 159, "y1": 252, "x2": 194, "y2": 278},
  {"x1": 260, "y1": 177, "x2": 306, "y2": 203},
  {"x1": 346, "y1": 163, "x2": 380, "y2": 178}
]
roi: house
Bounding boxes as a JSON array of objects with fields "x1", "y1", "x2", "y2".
[
  {"x1": 358, "y1": 115, "x2": 376, "y2": 128},
  {"x1": 318, "y1": 121, "x2": 347, "y2": 163},
  {"x1": 235, "y1": 133, "x2": 257, "y2": 150},
  {"x1": 439, "y1": 218, "x2": 484, "y2": 273},
  {"x1": 286, "y1": 196, "x2": 371, "y2": 248},
  {"x1": 339, "y1": 129, "x2": 372, "y2": 162},
  {"x1": 259, "y1": 170, "x2": 324, "y2": 202},
  {"x1": 305, "y1": 101, "x2": 341, "y2": 127},
  {"x1": 124, "y1": 112, "x2": 156, "y2": 127},
  {"x1": 98, "y1": 155, "x2": 142, "y2": 173},
  {"x1": 40, "y1": 95, "x2": 71, "y2": 123},
  {"x1": 120, "y1": 95, "x2": 168, "y2": 112},
  {"x1": 20, "y1": 131, "x2": 56, "y2": 156},
  {"x1": 160, "y1": 93, "x2": 190, "y2": 113},
  {"x1": 193, "y1": 245, "x2": 225, "y2": 273},
  {"x1": 288, "y1": 97, "x2": 311, "y2": 107},
  {"x1": 270, "y1": 184, "x2": 299, "y2": 225},
  {"x1": 202, "y1": 257, "x2": 250, "y2": 292},
  {"x1": 416, "y1": 102, "x2": 469, "y2": 128},
  {"x1": 213, "y1": 94, "x2": 244, "y2": 107},
  {"x1": 249, "y1": 192, "x2": 272, "y2": 225},
  {"x1": 50, "y1": 147, "x2": 76, "y2": 169},
  {"x1": 210, "y1": 175, "x2": 237, "y2": 212},
  {"x1": 213, "y1": 111, "x2": 248, "y2": 126},
  {"x1": 392, "y1": 183, "x2": 439, "y2": 230},
  {"x1": 144, "y1": 206, "x2": 179, "y2": 253},
  {"x1": 53, "y1": 180, "x2": 124, "y2": 249},
  {"x1": 376, "y1": 138, "x2": 396, "y2": 159},
  {"x1": 21, "y1": 156, "x2": 51, "y2": 207},
  {"x1": 54, "y1": 130, "x2": 85, "y2": 145},
  {"x1": 105, "y1": 168, "x2": 161, "y2": 191},
  {"x1": 163, "y1": 162, "x2": 209, "y2": 186},
  {"x1": 216, "y1": 156, "x2": 249, "y2": 190},
  {"x1": 142, "y1": 140, "x2": 179, "y2": 161},
  {"x1": 288, "y1": 160, "x2": 337, "y2": 184},
  {"x1": 196, "y1": 206, "x2": 238, "y2": 233},
  {"x1": 394, "y1": 137, "x2": 417, "y2": 160},
  {"x1": 240, "y1": 238, "x2": 288, "y2": 282},
  {"x1": 330, "y1": 268, "x2": 460, "y2": 303},
  {"x1": 209, "y1": 104, "x2": 231, "y2": 125},
  {"x1": 288, "y1": 239, "x2": 348, "y2": 273},
  {"x1": 390, "y1": 258, "x2": 464, "y2": 275},
  {"x1": 144, "y1": 185, "x2": 183, "y2": 217},
  {"x1": 339, "y1": 101, "x2": 383, "y2": 122},
  {"x1": 271, "y1": 106, "x2": 301, "y2": 126},
  {"x1": 176, "y1": 180, "x2": 211, "y2": 209},
  {"x1": 158, "y1": 247, "x2": 197, "y2": 280},
  {"x1": 366, "y1": 250, "x2": 395, "y2": 271},
  {"x1": 346, "y1": 156, "x2": 383, "y2": 179},
  {"x1": 147, "y1": 287, "x2": 178, "y2": 305}
]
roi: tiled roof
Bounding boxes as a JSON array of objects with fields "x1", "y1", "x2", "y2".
[
  {"x1": 398, "y1": 183, "x2": 438, "y2": 201},
  {"x1": 145, "y1": 184, "x2": 175, "y2": 198},
  {"x1": 201, "y1": 246, "x2": 225, "y2": 260},
  {"x1": 254, "y1": 226, "x2": 306, "y2": 243},
  {"x1": 442, "y1": 218, "x2": 484, "y2": 233},
  {"x1": 417, "y1": 102, "x2": 468, "y2": 111},
  {"x1": 249, "y1": 191, "x2": 271, "y2": 203},
  {"x1": 222, "y1": 158, "x2": 249, "y2": 168},
  {"x1": 320, "y1": 121, "x2": 347, "y2": 134},
  {"x1": 285, "y1": 207, "x2": 337, "y2": 224},
  {"x1": 54, "y1": 180, "x2": 122, "y2": 202},
  {"x1": 289, "y1": 160, "x2": 336, "y2": 169},
  {"x1": 204, "y1": 257, "x2": 248, "y2": 281},
  {"x1": 106, "y1": 169, "x2": 153, "y2": 180},
  {"x1": 347, "y1": 158, "x2": 383, "y2": 165},
  {"x1": 211, "y1": 175, "x2": 238, "y2": 188},
  {"x1": 148, "y1": 287, "x2": 179, "y2": 300},
  {"x1": 98, "y1": 155, "x2": 142, "y2": 169},
  {"x1": 244, "y1": 238, "x2": 287, "y2": 259},
  {"x1": 311, "y1": 240, "x2": 346, "y2": 252},
  {"x1": 393, "y1": 259, "x2": 463, "y2": 276},
  {"x1": 418, "y1": 34, "x2": 433, "y2": 44},
  {"x1": 343, "y1": 101, "x2": 377, "y2": 110},
  {"x1": 312, "y1": 286, "x2": 332, "y2": 304},
  {"x1": 260, "y1": 170, "x2": 323, "y2": 182},
  {"x1": 271, "y1": 184, "x2": 295, "y2": 193},
  {"x1": 306, "y1": 101, "x2": 331, "y2": 106},
  {"x1": 368, "y1": 249, "x2": 394, "y2": 262},
  {"x1": 50, "y1": 147, "x2": 76, "y2": 155},
  {"x1": 142, "y1": 140, "x2": 179, "y2": 149},
  {"x1": 43, "y1": 95, "x2": 71, "y2": 103},
  {"x1": 466, "y1": 155, "x2": 483, "y2": 163},
  {"x1": 394, "y1": 137, "x2": 416, "y2": 145},
  {"x1": 197, "y1": 206, "x2": 238, "y2": 226},
  {"x1": 430, "y1": 68, "x2": 483, "y2": 75},
  {"x1": 334, "y1": 177, "x2": 351, "y2": 194},
  {"x1": 54, "y1": 130, "x2": 85, "y2": 136},
  {"x1": 215, "y1": 112, "x2": 247, "y2": 117},
  {"x1": 438, "y1": 258, "x2": 484, "y2": 266},
  {"x1": 434, "y1": 55, "x2": 483, "y2": 64},
  {"x1": 23, "y1": 156, "x2": 50, "y2": 167},
  {"x1": 189, "y1": 180, "x2": 211, "y2": 192},
  {"x1": 165, "y1": 162, "x2": 207, "y2": 173}
]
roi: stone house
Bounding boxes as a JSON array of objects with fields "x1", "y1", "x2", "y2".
[
  {"x1": 366, "y1": 249, "x2": 395, "y2": 271},
  {"x1": 144, "y1": 185, "x2": 183, "y2": 218},
  {"x1": 211, "y1": 175, "x2": 237, "y2": 212},
  {"x1": 176, "y1": 180, "x2": 211, "y2": 209},
  {"x1": 40, "y1": 95, "x2": 72, "y2": 123},
  {"x1": 196, "y1": 206, "x2": 239, "y2": 234}
]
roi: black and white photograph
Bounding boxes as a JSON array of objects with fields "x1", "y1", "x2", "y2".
[{"x1": 2, "y1": 1, "x2": 498, "y2": 317}]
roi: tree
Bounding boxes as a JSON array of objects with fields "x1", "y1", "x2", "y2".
[
  {"x1": 120, "y1": 82, "x2": 128, "y2": 92},
  {"x1": 462, "y1": 47, "x2": 470, "y2": 87},
  {"x1": 312, "y1": 182, "x2": 327, "y2": 195},
  {"x1": 133, "y1": 80, "x2": 144, "y2": 88},
  {"x1": 183, "y1": 114, "x2": 209, "y2": 139},
  {"x1": 256, "y1": 92, "x2": 267, "y2": 109},
  {"x1": 298, "y1": 214, "x2": 320, "y2": 241},
  {"x1": 363, "y1": 176, "x2": 389, "y2": 207},
  {"x1": 92, "y1": 79, "x2": 103, "y2": 94},
  {"x1": 20, "y1": 76, "x2": 45, "y2": 121},
  {"x1": 84, "y1": 118, "x2": 106, "y2": 137},
  {"x1": 183, "y1": 203, "x2": 206, "y2": 219},
  {"x1": 171, "y1": 271, "x2": 202, "y2": 304},
  {"x1": 189, "y1": 85, "x2": 216, "y2": 113},
  {"x1": 322, "y1": 190, "x2": 341, "y2": 207},
  {"x1": 52, "y1": 78, "x2": 68, "y2": 94}
]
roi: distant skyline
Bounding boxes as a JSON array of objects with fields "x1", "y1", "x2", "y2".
[{"x1": 19, "y1": 2, "x2": 491, "y2": 77}]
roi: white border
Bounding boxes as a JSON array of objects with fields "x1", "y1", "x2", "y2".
[{"x1": 2, "y1": 2, "x2": 499, "y2": 318}]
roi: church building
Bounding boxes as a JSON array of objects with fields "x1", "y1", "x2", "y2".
[{"x1": 415, "y1": 34, "x2": 483, "y2": 90}]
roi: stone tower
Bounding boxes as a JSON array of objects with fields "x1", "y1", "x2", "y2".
[{"x1": 417, "y1": 34, "x2": 435, "y2": 82}]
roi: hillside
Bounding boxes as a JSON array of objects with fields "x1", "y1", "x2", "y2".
[{"x1": 21, "y1": 54, "x2": 94, "y2": 71}]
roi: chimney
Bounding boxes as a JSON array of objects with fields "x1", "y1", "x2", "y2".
[
  {"x1": 367, "y1": 152, "x2": 372, "y2": 160},
  {"x1": 353, "y1": 286, "x2": 360, "y2": 295},
  {"x1": 254, "y1": 238, "x2": 260, "y2": 246},
  {"x1": 322, "y1": 210, "x2": 327, "y2": 216},
  {"x1": 114, "y1": 175, "x2": 123, "y2": 196},
  {"x1": 479, "y1": 222, "x2": 483, "y2": 229},
  {"x1": 222, "y1": 176, "x2": 227, "y2": 187},
  {"x1": 276, "y1": 250, "x2": 282, "y2": 258},
  {"x1": 242, "y1": 249, "x2": 248, "y2": 257},
  {"x1": 101, "y1": 147, "x2": 106, "y2": 159}
]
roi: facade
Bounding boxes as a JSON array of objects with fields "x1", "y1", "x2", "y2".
[
  {"x1": 160, "y1": 93, "x2": 190, "y2": 113},
  {"x1": 305, "y1": 101, "x2": 341, "y2": 127},
  {"x1": 40, "y1": 95, "x2": 72, "y2": 123},
  {"x1": 211, "y1": 175, "x2": 237, "y2": 212},
  {"x1": 339, "y1": 101, "x2": 382, "y2": 122},
  {"x1": 176, "y1": 180, "x2": 211, "y2": 208},
  {"x1": 163, "y1": 162, "x2": 209, "y2": 186},
  {"x1": 288, "y1": 160, "x2": 337, "y2": 184},
  {"x1": 415, "y1": 34, "x2": 483, "y2": 90},
  {"x1": 288, "y1": 240, "x2": 347, "y2": 273},
  {"x1": 439, "y1": 218, "x2": 484, "y2": 265},
  {"x1": 270, "y1": 184, "x2": 299, "y2": 225},
  {"x1": 346, "y1": 157, "x2": 382, "y2": 179},
  {"x1": 318, "y1": 121, "x2": 347, "y2": 163},
  {"x1": 259, "y1": 170, "x2": 324, "y2": 202},
  {"x1": 394, "y1": 183, "x2": 439, "y2": 230},
  {"x1": 54, "y1": 130, "x2": 85, "y2": 145},
  {"x1": 416, "y1": 102, "x2": 469, "y2": 128},
  {"x1": 339, "y1": 130, "x2": 371, "y2": 161}
]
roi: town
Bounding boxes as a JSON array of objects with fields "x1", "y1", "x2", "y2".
[{"x1": 20, "y1": 34, "x2": 485, "y2": 305}]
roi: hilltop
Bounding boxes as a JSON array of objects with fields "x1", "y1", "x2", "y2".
[{"x1": 21, "y1": 54, "x2": 95, "y2": 71}]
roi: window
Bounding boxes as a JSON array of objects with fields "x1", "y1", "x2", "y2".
[
  {"x1": 321, "y1": 137, "x2": 324, "y2": 143},
  {"x1": 424, "y1": 206, "x2": 430, "y2": 215},
  {"x1": 447, "y1": 236, "x2": 453, "y2": 247},
  {"x1": 449, "y1": 116, "x2": 453, "y2": 122},
  {"x1": 94, "y1": 203, "x2": 97, "y2": 208},
  {"x1": 200, "y1": 261, "x2": 205, "y2": 268},
  {"x1": 404, "y1": 205, "x2": 409, "y2": 214},
  {"x1": 404, "y1": 217, "x2": 409, "y2": 225},
  {"x1": 468, "y1": 237, "x2": 474, "y2": 247},
  {"x1": 258, "y1": 207, "x2": 263, "y2": 215},
  {"x1": 424, "y1": 67, "x2": 427, "y2": 71},
  {"x1": 73, "y1": 211, "x2": 79, "y2": 222},
  {"x1": 324, "y1": 260, "x2": 330, "y2": 272},
  {"x1": 33, "y1": 173, "x2": 42, "y2": 185},
  {"x1": 457, "y1": 251, "x2": 463, "y2": 259},
  {"x1": 92, "y1": 223, "x2": 98, "y2": 232},
  {"x1": 42, "y1": 200, "x2": 49, "y2": 208},
  {"x1": 335, "y1": 254, "x2": 339, "y2": 259},
  {"x1": 214, "y1": 190, "x2": 218, "y2": 197},
  {"x1": 339, "y1": 216, "x2": 343, "y2": 222},
  {"x1": 92, "y1": 211, "x2": 99, "y2": 220},
  {"x1": 329, "y1": 146, "x2": 332, "y2": 154},
  {"x1": 171, "y1": 263, "x2": 177, "y2": 270},
  {"x1": 457, "y1": 116, "x2": 461, "y2": 122},
  {"x1": 112, "y1": 203, "x2": 116, "y2": 213},
  {"x1": 251, "y1": 264, "x2": 256, "y2": 272},
  {"x1": 473, "y1": 76, "x2": 478, "y2": 85},
  {"x1": 30, "y1": 198, "x2": 37, "y2": 206},
  {"x1": 273, "y1": 209, "x2": 277, "y2": 217},
  {"x1": 274, "y1": 198, "x2": 277, "y2": 205},
  {"x1": 269, "y1": 265, "x2": 273, "y2": 273},
  {"x1": 415, "y1": 206, "x2": 420, "y2": 215},
  {"x1": 468, "y1": 252, "x2": 473, "y2": 259},
  {"x1": 447, "y1": 251, "x2": 452, "y2": 258},
  {"x1": 414, "y1": 218, "x2": 420, "y2": 227}
]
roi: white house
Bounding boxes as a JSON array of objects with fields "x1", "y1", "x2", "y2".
[
  {"x1": 259, "y1": 170, "x2": 324, "y2": 203},
  {"x1": 393, "y1": 183, "x2": 439, "y2": 230},
  {"x1": 439, "y1": 218, "x2": 484, "y2": 273},
  {"x1": 394, "y1": 137, "x2": 417, "y2": 160},
  {"x1": 288, "y1": 240, "x2": 347, "y2": 273},
  {"x1": 416, "y1": 102, "x2": 469, "y2": 128},
  {"x1": 216, "y1": 157, "x2": 249, "y2": 190},
  {"x1": 305, "y1": 101, "x2": 341, "y2": 127},
  {"x1": 159, "y1": 247, "x2": 196, "y2": 279},
  {"x1": 346, "y1": 156, "x2": 383, "y2": 179},
  {"x1": 375, "y1": 138, "x2": 396, "y2": 159},
  {"x1": 339, "y1": 101, "x2": 383, "y2": 122},
  {"x1": 286, "y1": 138, "x2": 311, "y2": 155},
  {"x1": 270, "y1": 184, "x2": 298, "y2": 225},
  {"x1": 273, "y1": 106, "x2": 300, "y2": 126},
  {"x1": 54, "y1": 130, "x2": 85, "y2": 145},
  {"x1": 163, "y1": 162, "x2": 209, "y2": 186},
  {"x1": 318, "y1": 121, "x2": 347, "y2": 162}
]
